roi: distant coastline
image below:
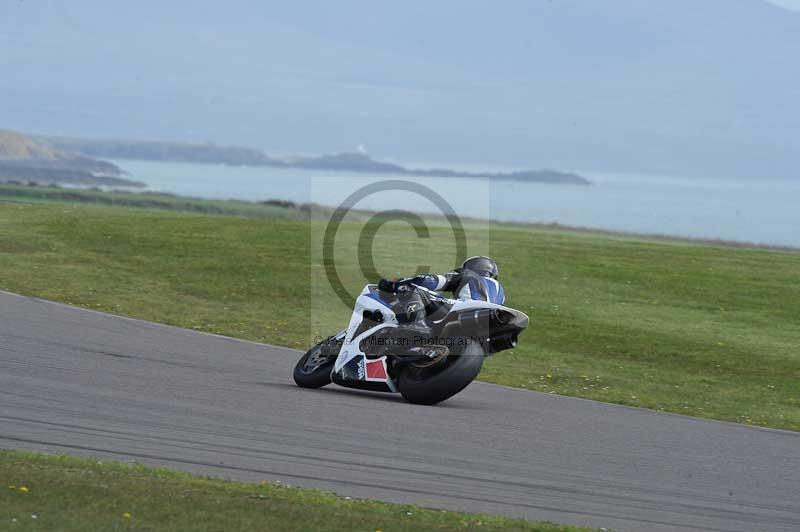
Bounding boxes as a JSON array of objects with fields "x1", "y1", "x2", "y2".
[
  {"x1": 38, "y1": 136, "x2": 592, "y2": 186},
  {"x1": 0, "y1": 163, "x2": 144, "y2": 188},
  {"x1": 3, "y1": 128, "x2": 591, "y2": 187},
  {"x1": 0, "y1": 129, "x2": 144, "y2": 188}
]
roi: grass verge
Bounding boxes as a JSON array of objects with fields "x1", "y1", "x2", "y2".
[
  {"x1": 0, "y1": 189, "x2": 799, "y2": 430},
  {"x1": 0, "y1": 451, "x2": 591, "y2": 532}
]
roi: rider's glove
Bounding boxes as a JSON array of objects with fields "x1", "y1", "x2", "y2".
[
  {"x1": 378, "y1": 278, "x2": 413, "y2": 293},
  {"x1": 378, "y1": 278, "x2": 399, "y2": 293}
]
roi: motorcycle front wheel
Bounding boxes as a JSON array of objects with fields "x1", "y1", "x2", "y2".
[
  {"x1": 397, "y1": 342, "x2": 484, "y2": 405},
  {"x1": 293, "y1": 338, "x2": 339, "y2": 388}
]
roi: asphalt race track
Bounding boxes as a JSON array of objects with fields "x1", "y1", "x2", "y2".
[{"x1": 1, "y1": 291, "x2": 798, "y2": 532}]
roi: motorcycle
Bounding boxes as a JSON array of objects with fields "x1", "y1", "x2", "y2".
[{"x1": 293, "y1": 283, "x2": 529, "y2": 405}]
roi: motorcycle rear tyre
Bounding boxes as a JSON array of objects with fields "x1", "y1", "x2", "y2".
[{"x1": 397, "y1": 343, "x2": 484, "y2": 405}]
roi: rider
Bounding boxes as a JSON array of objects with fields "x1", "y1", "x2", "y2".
[{"x1": 376, "y1": 256, "x2": 505, "y2": 351}]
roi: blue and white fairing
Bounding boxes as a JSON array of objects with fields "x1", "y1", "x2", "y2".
[{"x1": 332, "y1": 285, "x2": 399, "y2": 391}]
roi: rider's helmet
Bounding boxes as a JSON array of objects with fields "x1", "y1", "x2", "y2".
[{"x1": 462, "y1": 256, "x2": 499, "y2": 279}]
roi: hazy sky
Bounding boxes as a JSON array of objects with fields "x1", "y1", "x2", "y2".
[
  {"x1": 765, "y1": 0, "x2": 800, "y2": 10},
  {"x1": 1, "y1": 0, "x2": 798, "y2": 179}
]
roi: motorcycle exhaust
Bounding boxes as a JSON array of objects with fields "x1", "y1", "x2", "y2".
[{"x1": 486, "y1": 332, "x2": 518, "y2": 354}]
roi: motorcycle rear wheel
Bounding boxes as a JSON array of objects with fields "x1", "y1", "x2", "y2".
[{"x1": 397, "y1": 342, "x2": 484, "y2": 405}]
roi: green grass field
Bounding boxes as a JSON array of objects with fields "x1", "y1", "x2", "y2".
[
  {"x1": 0, "y1": 451, "x2": 589, "y2": 532},
  {"x1": 1, "y1": 190, "x2": 799, "y2": 431}
]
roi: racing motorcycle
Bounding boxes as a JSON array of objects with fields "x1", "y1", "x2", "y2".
[{"x1": 293, "y1": 283, "x2": 529, "y2": 405}]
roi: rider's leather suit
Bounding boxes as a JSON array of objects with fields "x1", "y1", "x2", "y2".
[{"x1": 378, "y1": 268, "x2": 506, "y2": 352}]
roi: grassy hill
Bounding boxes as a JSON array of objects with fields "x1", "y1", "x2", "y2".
[{"x1": 0, "y1": 129, "x2": 60, "y2": 160}]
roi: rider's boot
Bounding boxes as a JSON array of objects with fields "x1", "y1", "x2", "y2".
[{"x1": 398, "y1": 290, "x2": 433, "y2": 346}]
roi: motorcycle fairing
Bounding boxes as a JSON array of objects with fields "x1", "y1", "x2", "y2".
[
  {"x1": 332, "y1": 285, "x2": 399, "y2": 392},
  {"x1": 334, "y1": 286, "x2": 398, "y2": 371}
]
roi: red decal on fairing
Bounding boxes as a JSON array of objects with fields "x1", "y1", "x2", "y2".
[{"x1": 366, "y1": 359, "x2": 388, "y2": 379}]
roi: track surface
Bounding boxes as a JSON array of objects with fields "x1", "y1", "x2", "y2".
[{"x1": 1, "y1": 291, "x2": 798, "y2": 532}]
